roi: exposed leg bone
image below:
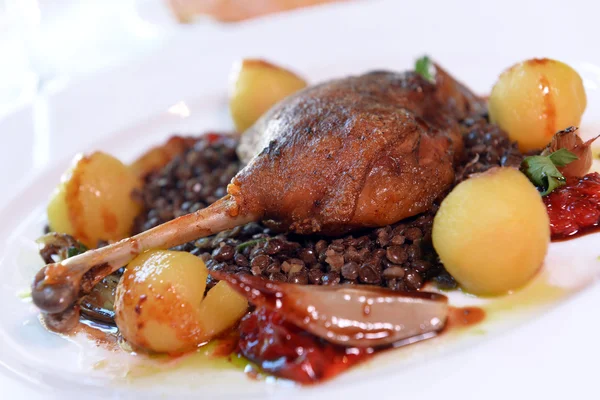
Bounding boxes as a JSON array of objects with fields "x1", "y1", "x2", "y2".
[{"x1": 32, "y1": 195, "x2": 257, "y2": 316}]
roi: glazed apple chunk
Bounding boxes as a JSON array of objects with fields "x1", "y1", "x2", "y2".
[
  {"x1": 115, "y1": 250, "x2": 248, "y2": 353},
  {"x1": 489, "y1": 58, "x2": 587, "y2": 152},
  {"x1": 47, "y1": 152, "x2": 142, "y2": 248},
  {"x1": 433, "y1": 168, "x2": 550, "y2": 295}
]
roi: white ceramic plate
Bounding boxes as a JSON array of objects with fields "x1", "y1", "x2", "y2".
[{"x1": 1, "y1": 1, "x2": 600, "y2": 399}]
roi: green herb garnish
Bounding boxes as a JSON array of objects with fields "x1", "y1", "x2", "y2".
[
  {"x1": 236, "y1": 238, "x2": 267, "y2": 252},
  {"x1": 66, "y1": 243, "x2": 88, "y2": 258},
  {"x1": 17, "y1": 289, "x2": 32, "y2": 301},
  {"x1": 547, "y1": 148, "x2": 579, "y2": 166},
  {"x1": 415, "y1": 56, "x2": 435, "y2": 83},
  {"x1": 520, "y1": 148, "x2": 578, "y2": 195}
]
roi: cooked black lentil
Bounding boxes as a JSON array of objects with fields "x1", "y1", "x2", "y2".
[
  {"x1": 455, "y1": 116, "x2": 524, "y2": 183},
  {"x1": 132, "y1": 118, "x2": 523, "y2": 292},
  {"x1": 131, "y1": 135, "x2": 241, "y2": 233}
]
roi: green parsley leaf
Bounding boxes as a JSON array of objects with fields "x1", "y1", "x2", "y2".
[
  {"x1": 520, "y1": 149, "x2": 578, "y2": 196},
  {"x1": 415, "y1": 56, "x2": 435, "y2": 83},
  {"x1": 66, "y1": 243, "x2": 88, "y2": 258},
  {"x1": 17, "y1": 289, "x2": 32, "y2": 301},
  {"x1": 547, "y1": 148, "x2": 579, "y2": 167},
  {"x1": 236, "y1": 238, "x2": 267, "y2": 252}
]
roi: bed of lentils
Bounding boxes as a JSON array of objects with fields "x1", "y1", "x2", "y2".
[{"x1": 132, "y1": 117, "x2": 523, "y2": 292}]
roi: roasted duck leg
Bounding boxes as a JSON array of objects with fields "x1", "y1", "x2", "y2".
[{"x1": 32, "y1": 63, "x2": 484, "y2": 322}]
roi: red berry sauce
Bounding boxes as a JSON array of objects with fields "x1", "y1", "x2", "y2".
[
  {"x1": 544, "y1": 172, "x2": 600, "y2": 241},
  {"x1": 237, "y1": 307, "x2": 373, "y2": 384}
]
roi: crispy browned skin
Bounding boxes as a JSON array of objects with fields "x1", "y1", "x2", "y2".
[
  {"x1": 31, "y1": 65, "x2": 484, "y2": 321},
  {"x1": 232, "y1": 68, "x2": 484, "y2": 235}
]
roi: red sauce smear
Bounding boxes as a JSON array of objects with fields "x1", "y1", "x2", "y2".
[
  {"x1": 544, "y1": 172, "x2": 600, "y2": 241},
  {"x1": 446, "y1": 306, "x2": 486, "y2": 330},
  {"x1": 211, "y1": 334, "x2": 240, "y2": 358},
  {"x1": 238, "y1": 307, "x2": 373, "y2": 384},
  {"x1": 237, "y1": 305, "x2": 485, "y2": 384},
  {"x1": 70, "y1": 320, "x2": 120, "y2": 351}
]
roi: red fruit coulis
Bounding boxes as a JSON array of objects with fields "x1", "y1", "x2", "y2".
[
  {"x1": 237, "y1": 307, "x2": 373, "y2": 384},
  {"x1": 237, "y1": 305, "x2": 485, "y2": 384},
  {"x1": 544, "y1": 172, "x2": 600, "y2": 241}
]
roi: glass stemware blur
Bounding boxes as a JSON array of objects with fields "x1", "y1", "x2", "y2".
[
  {"x1": 2, "y1": 0, "x2": 169, "y2": 169},
  {"x1": 6, "y1": 0, "x2": 167, "y2": 94}
]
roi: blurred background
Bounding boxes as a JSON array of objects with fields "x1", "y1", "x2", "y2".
[{"x1": 0, "y1": 0, "x2": 351, "y2": 118}]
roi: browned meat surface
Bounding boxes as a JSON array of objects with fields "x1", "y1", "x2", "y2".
[
  {"x1": 32, "y1": 64, "x2": 489, "y2": 321},
  {"x1": 232, "y1": 68, "x2": 484, "y2": 235}
]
